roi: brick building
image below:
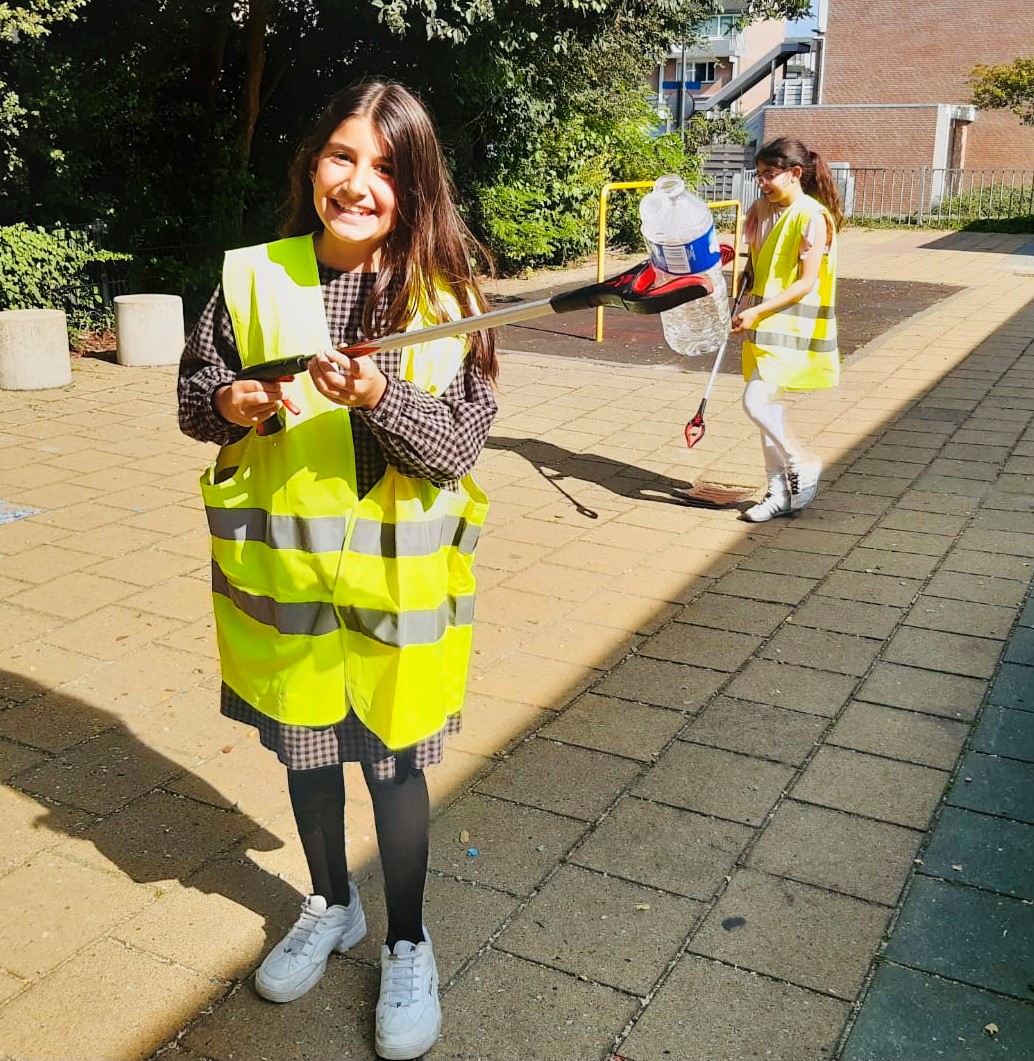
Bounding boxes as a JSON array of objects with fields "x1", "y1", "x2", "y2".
[
  {"x1": 761, "y1": 0, "x2": 1034, "y2": 171},
  {"x1": 651, "y1": 3, "x2": 789, "y2": 131}
]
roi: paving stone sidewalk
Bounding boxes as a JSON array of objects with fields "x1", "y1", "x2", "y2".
[
  {"x1": 842, "y1": 590, "x2": 1034, "y2": 1061},
  {"x1": 0, "y1": 229, "x2": 1032, "y2": 1060}
]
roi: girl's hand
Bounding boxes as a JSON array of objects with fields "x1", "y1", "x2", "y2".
[
  {"x1": 215, "y1": 380, "x2": 285, "y2": 427},
  {"x1": 309, "y1": 349, "x2": 388, "y2": 410},
  {"x1": 731, "y1": 304, "x2": 762, "y2": 335}
]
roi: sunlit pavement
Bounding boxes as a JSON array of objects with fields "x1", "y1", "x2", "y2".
[{"x1": 0, "y1": 228, "x2": 1032, "y2": 1060}]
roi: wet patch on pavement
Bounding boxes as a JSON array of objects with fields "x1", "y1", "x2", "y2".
[{"x1": 492, "y1": 277, "x2": 963, "y2": 373}]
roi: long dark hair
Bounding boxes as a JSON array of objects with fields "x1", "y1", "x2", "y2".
[
  {"x1": 281, "y1": 80, "x2": 498, "y2": 382},
  {"x1": 755, "y1": 137, "x2": 845, "y2": 231}
]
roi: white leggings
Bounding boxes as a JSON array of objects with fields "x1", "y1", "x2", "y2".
[{"x1": 742, "y1": 372, "x2": 805, "y2": 480}]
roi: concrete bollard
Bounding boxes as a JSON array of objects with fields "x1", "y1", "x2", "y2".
[
  {"x1": 114, "y1": 294, "x2": 185, "y2": 367},
  {"x1": 0, "y1": 308, "x2": 72, "y2": 390}
]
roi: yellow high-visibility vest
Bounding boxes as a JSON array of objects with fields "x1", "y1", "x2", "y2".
[
  {"x1": 742, "y1": 195, "x2": 839, "y2": 390},
  {"x1": 201, "y1": 234, "x2": 488, "y2": 749}
]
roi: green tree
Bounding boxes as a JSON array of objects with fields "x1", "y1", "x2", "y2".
[
  {"x1": 368, "y1": 0, "x2": 807, "y2": 264},
  {"x1": 971, "y1": 57, "x2": 1034, "y2": 127},
  {"x1": 4, "y1": 0, "x2": 812, "y2": 277},
  {"x1": 0, "y1": 0, "x2": 85, "y2": 182}
]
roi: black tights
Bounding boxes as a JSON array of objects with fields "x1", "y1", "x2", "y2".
[{"x1": 287, "y1": 760, "x2": 429, "y2": 949}]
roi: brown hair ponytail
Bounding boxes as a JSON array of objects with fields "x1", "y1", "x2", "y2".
[{"x1": 755, "y1": 137, "x2": 845, "y2": 231}]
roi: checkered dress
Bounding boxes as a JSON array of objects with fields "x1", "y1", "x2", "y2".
[{"x1": 178, "y1": 262, "x2": 496, "y2": 778}]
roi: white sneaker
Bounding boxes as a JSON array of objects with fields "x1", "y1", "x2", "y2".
[
  {"x1": 255, "y1": 887, "x2": 367, "y2": 1003},
  {"x1": 375, "y1": 928, "x2": 441, "y2": 1060},
  {"x1": 788, "y1": 456, "x2": 823, "y2": 511},
  {"x1": 741, "y1": 490, "x2": 792, "y2": 523}
]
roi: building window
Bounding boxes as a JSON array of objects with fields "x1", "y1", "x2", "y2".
[
  {"x1": 691, "y1": 61, "x2": 717, "y2": 83},
  {"x1": 699, "y1": 15, "x2": 738, "y2": 38}
]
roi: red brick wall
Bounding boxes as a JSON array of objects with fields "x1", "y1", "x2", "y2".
[
  {"x1": 762, "y1": 107, "x2": 940, "y2": 169},
  {"x1": 760, "y1": 107, "x2": 943, "y2": 216},
  {"x1": 762, "y1": 105, "x2": 1034, "y2": 172},
  {"x1": 824, "y1": 0, "x2": 1028, "y2": 106},
  {"x1": 965, "y1": 111, "x2": 1034, "y2": 170},
  {"x1": 820, "y1": 0, "x2": 1034, "y2": 168}
]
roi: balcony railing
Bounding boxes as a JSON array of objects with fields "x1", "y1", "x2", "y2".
[{"x1": 666, "y1": 30, "x2": 745, "y2": 61}]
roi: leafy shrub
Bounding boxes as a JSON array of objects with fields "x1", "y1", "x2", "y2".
[
  {"x1": 471, "y1": 89, "x2": 702, "y2": 274},
  {"x1": 0, "y1": 223, "x2": 128, "y2": 328},
  {"x1": 473, "y1": 182, "x2": 586, "y2": 272},
  {"x1": 128, "y1": 254, "x2": 222, "y2": 320}
]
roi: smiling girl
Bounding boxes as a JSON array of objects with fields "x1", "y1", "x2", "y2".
[
  {"x1": 732, "y1": 137, "x2": 844, "y2": 522},
  {"x1": 178, "y1": 80, "x2": 498, "y2": 1059}
]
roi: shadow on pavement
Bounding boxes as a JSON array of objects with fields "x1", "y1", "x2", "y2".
[
  {"x1": 1, "y1": 672, "x2": 297, "y2": 927},
  {"x1": 920, "y1": 230, "x2": 1034, "y2": 253},
  {"x1": 485, "y1": 435, "x2": 730, "y2": 515}
]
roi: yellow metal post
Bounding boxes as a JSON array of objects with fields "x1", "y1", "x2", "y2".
[
  {"x1": 595, "y1": 181, "x2": 653, "y2": 342},
  {"x1": 595, "y1": 182, "x2": 743, "y2": 342}
]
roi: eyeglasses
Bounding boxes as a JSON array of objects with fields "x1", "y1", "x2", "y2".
[{"x1": 755, "y1": 168, "x2": 788, "y2": 185}]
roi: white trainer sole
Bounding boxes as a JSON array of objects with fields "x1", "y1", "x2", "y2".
[
  {"x1": 375, "y1": 1012, "x2": 442, "y2": 1061},
  {"x1": 255, "y1": 955, "x2": 330, "y2": 1004}
]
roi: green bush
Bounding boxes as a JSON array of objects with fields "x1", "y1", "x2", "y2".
[
  {"x1": 0, "y1": 223, "x2": 128, "y2": 328},
  {"x1": 471, "y1": 90, "x2": 702, "y2": 274},
  {"x1": 474, "y1": 183, "x2": 586, "y2": 272},
  {"x1": 128, "y1": 254, "x2": 222, "y2": 319}
]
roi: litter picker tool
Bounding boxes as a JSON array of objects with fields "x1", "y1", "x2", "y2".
[
  {"x1": 683, "y1": 265, "x2": 752, "y2": 449},
  {"x1": 237, "y1": 260, "x2": 713, "y2": 384}
]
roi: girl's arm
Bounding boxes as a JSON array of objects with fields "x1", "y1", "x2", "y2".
[
  {"x1": 178, "y1": 287, "x2": 248, "y2": 444},
  {"x1": 177, "y1": 287, "x2": 285, "y2": 442},
  {"x1": 309, "y1": 344, "x2": 496, "y2": 484},
  {"x1": 356, "y1": 367, "x2": 497, "y2": 484}
]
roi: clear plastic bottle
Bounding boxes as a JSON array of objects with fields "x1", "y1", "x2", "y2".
[{"x1": 639, "y1": 174, "x2": 730, "y2": 358}]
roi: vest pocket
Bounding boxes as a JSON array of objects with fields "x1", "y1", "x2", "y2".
[{"x1": 202, "y1": 444, "x2": 336, "y2": 600}]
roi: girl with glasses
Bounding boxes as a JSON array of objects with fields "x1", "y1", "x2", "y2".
[{"x1": 732, "y1": 137, "x2": 844, "y2": 521}]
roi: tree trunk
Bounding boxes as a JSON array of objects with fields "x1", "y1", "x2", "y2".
[
  {"x1": 237, "y1": 0, "x2": 270, "y2": 165},
  {"x1": 188, "y1": 2, "x2": 233, "y2": 110}
]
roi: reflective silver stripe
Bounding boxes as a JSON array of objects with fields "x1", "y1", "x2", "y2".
[
  {"x1": 775, "y1": 302, "x2": 836, "y2": 321},
  {"x1": 748, "y1": 329, "x2": 840, "y2": 354},
  {"x1": 206, "y1": 507, "x2": 347, "y2": 553},
  {"x1": 208, "y1": 506, "x2": 482, "y2": 558},
  {"x1": 338, "y1": 594, "x2": 476, "y2": 647},
  {"x1": 212, "y1": 562, "x2": 340, "y2": 636},
  {"x1": 349, "y1": 516, "x2": 482, "y2": 557},
  {"x1": 454, "y1": 518, "x2": 481, "y2": 554}
]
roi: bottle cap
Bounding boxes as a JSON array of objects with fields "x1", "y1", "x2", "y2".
[{"x1": 654, "y1": 174, "x2": 686, "y2": 198}]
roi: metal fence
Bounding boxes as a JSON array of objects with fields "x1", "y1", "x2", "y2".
[
  {"x1": 840, "y1": 168, "x2": 1034, "y2": 225},
  {"x1": 57, "y1": 215, "x2": 238, "y2": 325},
  {"x1": 701, "y1": 166, "x2": 1034, "y2": 226}
]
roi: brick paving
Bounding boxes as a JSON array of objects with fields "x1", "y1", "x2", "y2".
[{"x1": 0, "y1": 228, "x2": 1032, "y2": 1060}]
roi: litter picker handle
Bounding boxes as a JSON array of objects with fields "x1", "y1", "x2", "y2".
[
  {"x1": 235, "y1": 260, "x2": 713, "y2": 383},
  {"x1": 237, "y1": 355, "x2": 320, "y2": 382},
  {"x1": 684, "y1": 270, "x2": 756, "y2": 450},
  {"x1": 695, "y1": 272, "x2": 754, "y2": 407}
]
